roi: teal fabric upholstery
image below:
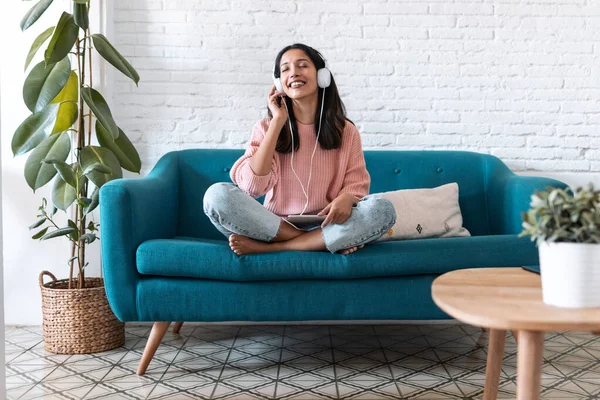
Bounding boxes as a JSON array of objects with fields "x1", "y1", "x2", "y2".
[
  {"x1": 137, "y1": 235, "x2": 538, "y2": 281},
  {"x1": 100, "y1": 149, "x2": 568, "y2": 322},
  {"x1": 99, "y1": 153, "x2": 179, "y2": 321},
  {"x1": 136, "y1": 275, "x2": 448, "y2": 322}
]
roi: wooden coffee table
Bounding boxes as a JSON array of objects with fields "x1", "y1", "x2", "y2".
[{"x1": 432, "y1": 267, "x2": 600, "y2": 400}]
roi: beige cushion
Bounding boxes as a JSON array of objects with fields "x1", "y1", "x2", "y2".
[{"x1": 374, "y1": 182, "x2": 471, "y2": 242}]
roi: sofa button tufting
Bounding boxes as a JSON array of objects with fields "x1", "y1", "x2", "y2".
[
  {"x1": 223, "y1": 167, "x2": 230, "y2": 172},
  {"x1": 437, "y1": 167, "x2": 444, "y2": 173},
  {"x1": 394, "y1": 168, "x2": 401, "y2": 174}
]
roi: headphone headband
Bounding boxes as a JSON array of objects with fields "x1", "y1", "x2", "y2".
[{"x1": 273, "y1": 49, "x2": 329, "y2": 78}]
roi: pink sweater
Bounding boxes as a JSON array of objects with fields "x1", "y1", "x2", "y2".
[{"x1": 230, "y1": 118, "x2": 371, "y2": 217}]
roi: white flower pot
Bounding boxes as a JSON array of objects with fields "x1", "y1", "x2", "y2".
[{"x1": 539, "y1": 242, "x2": 600, "y2": 308}]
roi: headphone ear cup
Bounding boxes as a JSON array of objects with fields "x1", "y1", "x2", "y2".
[
  {"x1": 317, "y1": 67, "x2": 331, "y2": 88},
  {"x1": 273, "y1": 77, "x2": 284, "y2": 93}
]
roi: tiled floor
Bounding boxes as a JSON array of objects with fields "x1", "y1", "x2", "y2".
[{"x1": 5, "y1": 323, "x2": 600, "y2": 399}]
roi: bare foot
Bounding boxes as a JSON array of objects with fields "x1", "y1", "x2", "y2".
[
  {"x1": 338, "y1": 244, "x2": 365, "y2": 255},
  {"x1": 229, "y1": 234, "x2": 272, "y2": 255},
  {"x1": 229, "y1": 234, "x2": 365, "y2": 256}
]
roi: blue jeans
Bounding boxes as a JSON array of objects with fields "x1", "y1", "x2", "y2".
[{"x1": 203, "y1": 182, "x2": 396, "y2": 254}]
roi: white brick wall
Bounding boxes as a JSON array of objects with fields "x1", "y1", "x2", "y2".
[{"x1": 112, "y1": 0, "x2": 600, "y2": 174}]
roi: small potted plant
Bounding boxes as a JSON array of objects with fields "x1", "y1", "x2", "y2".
[{"x1": 520, "y1": 184, "x2": 600, "y2": 308}]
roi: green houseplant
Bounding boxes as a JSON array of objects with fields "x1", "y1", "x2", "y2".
[
  {"x1": 14, "y1": 0, "x2": 141, "y2": 353},
  {"x1": 520, "y1": 185, "x2": 600, "y2": 308}
]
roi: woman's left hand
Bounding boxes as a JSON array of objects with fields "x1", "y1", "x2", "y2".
[{"x1": 318, "y1": 193, "x2": 359, "y2": 228}]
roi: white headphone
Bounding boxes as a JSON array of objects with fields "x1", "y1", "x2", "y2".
[{"x1": 272, "y1": 51, "x2": 331, "y2": 215}]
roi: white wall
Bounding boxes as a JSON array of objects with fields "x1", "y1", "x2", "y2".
[
  {"x1": 1, "y1": 3, "x2": 71, "y2": 326},
  {"x1": 112, "y1": 0, "x2": 600, "y2": 176},
  {"x1": 0, "y1": 39, "x2": 6, "y2": 399},
  {"x1": 1, "y1": 2, "x2": 104, "y2": 325},
  {"x1": 3, "y1": 1, "x2": 600, "y2": 324}
]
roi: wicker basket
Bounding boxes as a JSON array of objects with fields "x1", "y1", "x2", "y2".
[{"x1": 39, "y1": 271, "x2": 125, "y2": 354}]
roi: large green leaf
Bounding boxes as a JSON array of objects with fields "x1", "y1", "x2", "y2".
[
  {"x1": 44, "y1": 12, "x2": 79, "y2": 65},
  {"x1": 85, "y1": 186, "x2": 99, "y2": 215},
  {"x1": 24, "y1": 26, "x2": 55, "y2": 71},
  {"x1": 32, "y1": 227, "x2": 49, "y2": 240},
  {"x1": 40, "y1": 227, "x2": 75, "y2": 240},
  {"x1": 67, "y1": 219, "x2": 79, "y2": 241},
  {"x1": 92, "y1": 34, "x2": 139, "y2": 85},
  {"x1": 24, "y1": 132, "x2": 70, "y2": 191},
  {"x1": 96, "y1": 122, "x2": 141, "y2": 173},
  {"x1": 23, "y1": 58, "x2": 71, "y2": 113},
  {"x1": 73, "y1": 3, "x2": 89, "y2": 30},
  {"x1": 80, "y1": 146, "x2": 122, "y2": 188},
  {"x1": 81, "y1": 87, "x2": 118, "y2": 139},
  {"x1": 45, "y1": 160, "x2": 77, "y2": 188},
  {"x1": 80, "y1": 233, "x2": 96, "y2": 244},
  {"x1": 29, "y1": 217, "x2": 47, "y2": 230},
  {"x1": 77, "y1": 197, "x2": 92, "y2": 208},
  {"x1": 83, "y1": 163, "x2": 112, "y2": 175},
  {"x1": 20, "y1": 0, "x2": 54, "y2": 31},
  {"x1": 51, "y1": 174, "x2": 76, "y2": 211},
  {"x1": 12, "y1": 103, "x2": 59, "y2": 156},
  {"x1": 50, "y1": 70, "x2": 78, "y2": 133}
]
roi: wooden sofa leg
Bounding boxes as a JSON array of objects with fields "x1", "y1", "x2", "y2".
[
  {"x1": 137, "y1": 322, "x2": 171, "y2": 375},
  {"x1": 173, "y1": 322, "x2": 184, "y2": 334}
]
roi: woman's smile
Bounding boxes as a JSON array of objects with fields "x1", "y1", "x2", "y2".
[{"x1": 289, "y1": 81, "x2": 306, "y2": 89}]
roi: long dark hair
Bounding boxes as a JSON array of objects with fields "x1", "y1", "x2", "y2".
[{"x1": 270, "y1": 43, "x2": 353, "y2": 153}]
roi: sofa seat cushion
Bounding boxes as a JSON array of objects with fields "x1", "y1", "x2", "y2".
[{"x1": 136, "y1": 235, "x2": 538, "y2": 282}]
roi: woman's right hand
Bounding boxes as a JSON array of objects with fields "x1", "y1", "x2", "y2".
[{"x1": 268, "y1": 85, "x2": 288, "y2": 123}]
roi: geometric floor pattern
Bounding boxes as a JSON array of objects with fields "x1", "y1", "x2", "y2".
[{"x1": 5, "y1": 323, "x2": 600, "y2": 399}]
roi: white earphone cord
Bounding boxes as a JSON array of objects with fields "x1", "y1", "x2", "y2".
[{"x1": 283, "y1": 87, "x2": 326, "y2": 215}]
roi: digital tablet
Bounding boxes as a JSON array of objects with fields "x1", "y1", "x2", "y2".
[
  {"x1": 521, "y1": 265, "x2": 541, "y2": 275},
  {"x1": 285, "y1": 215, "x2": 326, "y2": 225}
]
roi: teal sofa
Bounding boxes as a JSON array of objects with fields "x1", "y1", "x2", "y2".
[{"x1": 99, "y1": 149, "x2": 567, "y2": 374}]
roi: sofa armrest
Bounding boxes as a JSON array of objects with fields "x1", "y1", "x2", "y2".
[
  {"x1": 486, "y1": 171, "x2": 568, "y2": 236},
  {"x1": 99, "y1": 152, "x2": 179, "y2": 321}
]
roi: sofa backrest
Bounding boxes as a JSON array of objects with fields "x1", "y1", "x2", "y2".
[{"x1": 176, "y1": 149, "x2": 509, "y2": 240}]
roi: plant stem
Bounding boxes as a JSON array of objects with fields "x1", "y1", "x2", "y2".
[
  {"x1": 81, "y1": 6, "x2": 93, "y2": 284},
  {"x1": 68, "y1": 241, "x2": 75, "y2": 289},
  {"x1": 74, "y1": 34, "x2": 89, "y2": 289},
  {"x1": 79, "y1": 34, "x2": 88, "y2": 290},
  {"x1": 78, "y1": 201, "x2": 85, "y2": 289},
  {"x1": 83, "y1": 26, "x2": 93, "y2": 281},
  {"x1": 88, "y1": 26, "x2": 93, "y2": 145},
  {"x1": 74, "y1": 37, "x2": 82, "y2": 288},
  {"x1": 45, "y1": 214, "x2": 61, "y2": 231}
]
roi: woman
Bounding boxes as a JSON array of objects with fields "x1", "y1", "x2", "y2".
[{"x1": 203, "y1": 43, "x2": 396, "y2": 256}]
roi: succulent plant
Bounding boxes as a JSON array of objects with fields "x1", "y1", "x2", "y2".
[{"x1": 520, "y1": 184, "x2": 600, "y2": 245}]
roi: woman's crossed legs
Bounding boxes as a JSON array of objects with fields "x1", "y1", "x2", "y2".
[{"x1": 203, "y1": 183, "x2": 395, "y2": 256}]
